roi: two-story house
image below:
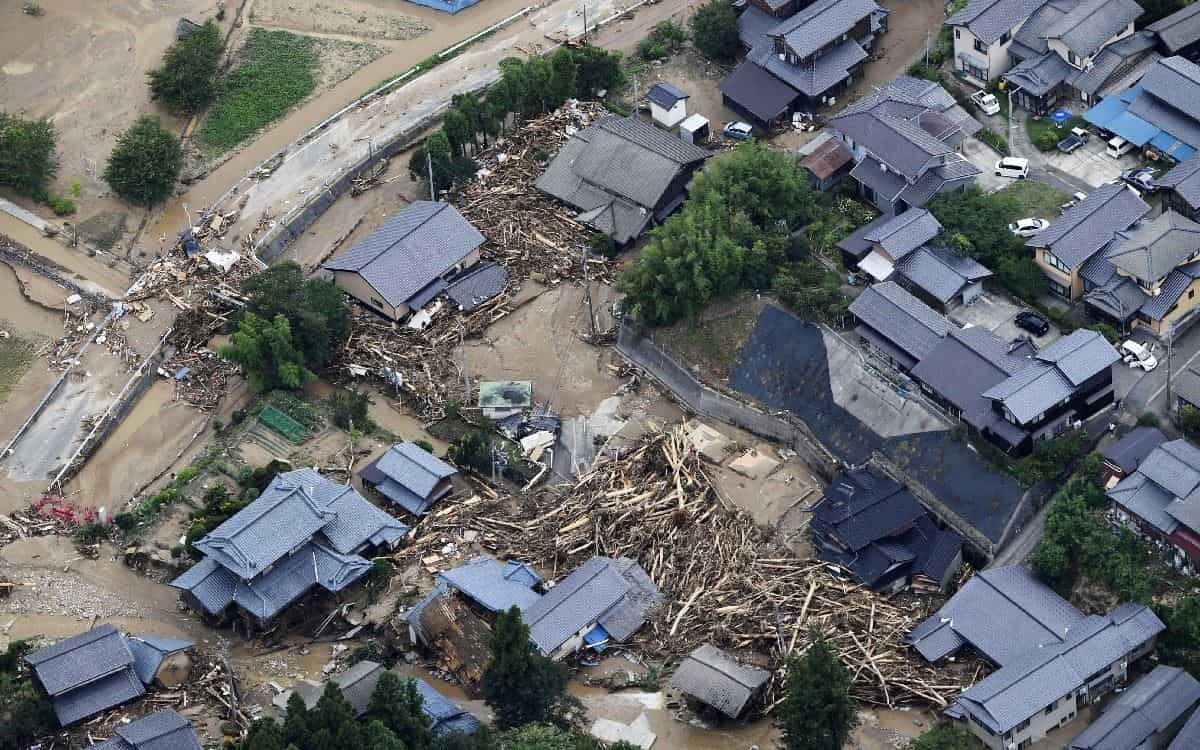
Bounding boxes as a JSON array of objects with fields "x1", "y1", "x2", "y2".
[
  {"x1": 721, "y1": 0, "x2": 889, "y2": 128},
  {"x1": 1082, "y1": 210, "x2": 1200, "y2": 336},
  {"x1": 829, "y1": 76, "x2": 982, "y2": 214},
  {"x1": 1108, "y1": 438, "x2": 1200, "y2": 575},
  {"x1": 1158, "y1": 153, "x2": 1200, "y2": 221},
  {"x1": 1027, "y1": 181, "x2": 1150, "y2": 300}
]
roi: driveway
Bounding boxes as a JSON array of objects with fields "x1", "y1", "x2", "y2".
[
  {"x1": 1120, "y1": 316, "x2": 1200, "y2": 417},
  {"x1": 948, "y1": 290, "x2": 1064, "y2": 345}
]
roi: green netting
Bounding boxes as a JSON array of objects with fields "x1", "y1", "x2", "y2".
[{"x1": 258, "y1": 404, "x2": 310, "y2": 444}]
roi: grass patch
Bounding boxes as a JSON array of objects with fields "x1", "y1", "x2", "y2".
[
  {"x1": 201, "y1": 29, "x2": 319, "y2": 152},
  {"x1": 993, "y1": 180, "x2": 1070, "y2": 220},
  {"x1": 654, "y1": 293, "x2": 766, "y2": 382},
  {"x1": 75, "y1": 212, "x2": 128, "y2": 251},
  {"x1": 1026, "y1": 114, "x2": 1084, "y2": 152},
  {"x1": 0, "y1": 327, "x2": 37, "y2": 403}
]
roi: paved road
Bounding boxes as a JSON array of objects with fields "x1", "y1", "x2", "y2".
[
  {"x1": 1120, "y1": 314, "x2": 1200, "y2": 418},
  {"x1": 990, "y1": 498, "x2": 1050, "y2": 568}
]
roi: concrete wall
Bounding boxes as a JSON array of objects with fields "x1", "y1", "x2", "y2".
[{"x1": 333, "y1": 270, "x2": 405, "y2": 320}]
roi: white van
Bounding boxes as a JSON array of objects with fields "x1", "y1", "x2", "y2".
[
  {"x1": 994, "y1": 157, "x2": 1030, "y2": 179},
  {"x1": 1107, "y1": 136, "x2": 1135, "y2": 158}
]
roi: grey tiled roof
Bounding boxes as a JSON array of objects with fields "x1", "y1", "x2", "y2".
[
  {"x1": 646, "y1": 82, "x2": 687, "y2": 109},
  {"x1": 1084, "y1": 276, "x2": 1144, "y2": 321},
  {"x1": 833, "y1": 112, "x2": 954, "y2": 181},
  {"x1": 1157, "y1": 153, "x2": 1200, "y2": 208},
  {"x1": 1010, "y1": 0, "x2": 1064, "y2": 57},
  {"x1": 1139, "y1": 266, "x2": 1194, "y2": 320},
  {"x1": 670, "y1": 644, "x2": 770, "y2": 718},
  {"x1": 737, "y1": 4, "x2": 778, "y2": 49},
  {"x1": 953, "y1": 605, "x2": 1165, "y2": 734},
  {"x1": 1006, "y1": 51, "x2": 1073, "y2": 96},
  {"x1": 1066, "y1": 665, "x2": 1200, "y2": 749},
  {"x1": 1138, "y1": 55, "x2": 1200, "y2": 122},
  {"x1": 849, "y1": 155, "x2": 909, "y2": 202},
  {"x1": 522, "y1": 557, "x2": 661, "y2": 655},
  {"x1": 1099, "y1": 426, "x2": 1166, "y2": 474},
  {"x1": 1139, "y1": 439, "x2": 1200, "y2": 498},
  {"x1": 862, "y1": 209, "x2": 942, "y2": 260},
  {"x1": 1070, "y1": 31, "x2": 1160, "y2": 97},
  {"x1": 1028, "y1": 182, "x2": 1151, "y2": 270},
  {"x1": 26, "y1": 624, "x2": 136, "y2": 697},
  {"x1": 1149, "y1": 1, "x2": 1200, "y2": 54},
  {"x1": 438, "y1": 556, "x2": 543, "y2": 613},
  {"x1": 1107, "y1": 211, "x2": 1200, "y2": 283},
  {"x1": 54, "y1": 670, "x2": 146, "y2": 726},
  {"x1": 1109, "y1": 472, "x2": 1180, "y2": 533},
  {"x1": 947, "y1": 0, "x2": 1046, "y2": 44},
  {"x1": 848, "y1": 281, "x2": 953, "y2": 362},
  {"x1": 125, "y1": 635, "x2": 193, "y2": 685},
  {"x1": 100, "y1": 709, "x2": 203, "y2": 750},
  {"x1": 898, "y1": 157, "x2": 982, "y2": 207},
  {"x1": 282, "y1": 467, "x2": 409, "y2": 553},
  {"x1": 771, "y1": 0, "x2": 880, "y2": 59},
  {"x1": 445, "y1": 261, "x2": 507, "y2": 311},
  {"x1": 812, "y1": 469, "x2": 924, "y2": 552},
  {"x1": 415, "y1": 678, "x2": 482, "y2": 736},
  {"x1": 1168, "y1": 698, "x2": 1200, "y2": 750},
  {"x1": 325, "y1": 201, "x2": 485, "y2": 308},
  {"x1": 749, "y1": 37, "x2": 868, "y2": 97},
  {"x1": 362, "y1": 442, "x2": 457, "y2": 516},
  {"x1": 907, "y1": 565, "x2": 1085, "y2": 666},
  {"x1": 1043, "y1": 0, "x2": 1142, "y2": 59},
  {"x1": 896, "y1": 247, "x2": 991, "y2": 304},
  {"x1": 1035, "y1": 329, "x2": 1122, "y2": 386}
]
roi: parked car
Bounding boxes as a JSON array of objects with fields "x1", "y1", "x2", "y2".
[
  {"x1": 723, "y1": 121, "x2": 754, "y2": 140},
  {"x1": 995, "y1": 157, "x2": 1030, "y2": 179},
  {"x1": 1120, "y1": 167, "x2": 1157, "y2": 193},
  {"x1": 1107, "y1": 136, "x2": 1135, "y2": 158},
  {"x1": 1008, "y1": 217, "x2": 1050, "y2": 237},
  {"x1": 1015, "y1": 310, "x2": 1050, "y2": 336},
  {"x1": 1056, "y1": 127, "x2": 1090, "y2": 153},
  {"x1": 971, "y1": 90, "x2": 1001, "y2": 116},
  {"x1": 1121, "y1": 340, "x2": 1159, "y2": 372},
  {"x1": 1060, "y1": 191, "x2": 1088, "y2": 213}
]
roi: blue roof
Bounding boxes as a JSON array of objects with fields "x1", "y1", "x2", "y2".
[
  {"x1": 414, "y1": 678, "x2": 481, "y2": 736},
  {"x1": 438, "y1": 557, "x2": 543, "y2": 613},
  {"x1": 125, "y1": 635, "x2": 193, "y2": 685},
  {"x1": 1108, "y1": 110, "x2": 1160, "y2": 146},
  {"x1": 362, "y1": 443, "x2": 458, "y2": 515}
]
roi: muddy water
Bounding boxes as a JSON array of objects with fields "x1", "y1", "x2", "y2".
[
  {"x1": 0, "y1": 263, "x2": 63, "y2": 339},
  {"x1": 0, "y1": 213, "x2": 129, "y2": 297}
]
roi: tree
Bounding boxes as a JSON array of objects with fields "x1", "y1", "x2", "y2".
[
  {"x1": 636, "y1": 21, "x2": 688, "y2": 61},
  {"x1": 778, "y1": 633, "x2": 858, "y2": 750},
  {"x1": 495, "y1": 724, "x2": 602, "y2": 750},
  {"x1": 410, "y1": 130, "x2": 476, "y2": 195},
  {"x1": 329, "y1": 388, "x2": 372, "y2": 431},
  {"x1": 103, "y1": 115, "x2": 182, "y2": 206},
  {"x1": 240, "y1": 263, "x2": 350, "y2": 367},
  {"x1": 282, "y1": 692, "x2": 311, "y2": 750},
  {"x1": 367, "y1": 671, "x2": 433, "y2": 750},
  {"x1": 0, "y1": 113, "x2": 58, "y2": 198},
  {"x1": 148, "y1": 19, "x2": 224, "y2": 114},
  {"x1": 547, "y1": 48, "x2": 579, "y2": 107},
  {"x1": 310, "y1": 682, "x2": 362, "y2": 748},
  {"x1": 482, "y1": 607, "x2": 570, "y2": 730},
  {"x1": 444, "y1": 109, "x2": 473, "y2": 158},
  {"x1": 571, "y1": 45, "x2": 624, "y2": 99},
  {"x1": 220, "y1": 312, "x2": 313, "y2": 391},
  {"x1": 240, "y1": 718, "x2": 289, "y2": 750},
  {"x1": 909, "y1": 726, "x2": 976, "y2": 750},
  {"x1": 1156, "y1": 596, "x2": 1200, "y2": 675},
  {"x1": 363, "y1": 720, "x2": 409, "y2": 750},
  {"x1": 690, "y1": 0, "x2": 741, "y2": 62}
]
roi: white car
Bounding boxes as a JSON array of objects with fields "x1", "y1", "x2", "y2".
[
  {"x1": 1008, "y1": 217, "x2": 1050, "y2": 237},
  {"x1": 971, "y1": 90, "x2": 1001, "y2": 116},
  {"x1": 1121, "y1": 340, "x2": 1159, "y2": 372},
  {"x1": 995, "y1": 157, "x2": 1030, "y2": 179}
]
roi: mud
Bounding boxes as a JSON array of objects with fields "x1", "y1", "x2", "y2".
[
  {"x1": 0, "y1": 214, "x2": 129, "y2": 297},
  {"x1": 0, "y1": 264, "x2": 64, "y2": 339}
]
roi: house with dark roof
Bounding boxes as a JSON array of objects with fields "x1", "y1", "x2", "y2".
[
  {"x1": 847, "y1": 280, "x2": 954, "y2": 371},
  {"x1": 324, "y1": 201, "x2": 485, "y2": 321},
  {"x1": 535, "y1": 115, "x2": 710, "y2": 244},
  {"x1": 1107, "y1": 438, "x2": 1200, "y2": 574},
  {"x1": 945, "y1": 603, "x2": 1164, "y2": 750},
  {"x1": 720, "y1": 0, "x2": 889, "y2": 128},
  {"x1": 437, "y1": 556, "x2": 542, "y2": 613},
  {"x1": 1028, "y1": 181, "x2": 1151, "y2": 300},
  {"x1": 25, "y1": 625, "x2": 194, "y2": 727},
  {"x1": 1174, "y1": 364, "x2": 1200, "y2": 413},
  {"x1": 830, "y1": 76, "x2": 982, "y2": 214},
  {"x1": 669, "y1": 644, "x2": 771, "y2": 718},
  {"x1": 646, "y1": 82, "x2": 689, "y2": 128},
  {"x1": 1066, "y1": 665, "x2": 1200, "y2": 750},
  {"x1": 360, "y1": 442, "x2": 458, "y2": 516},
  {"x1": 1085, "y1": 56, "x2": 1200, "y2": 164},
  {"x1": 1082, "y1": 210, "x2": 1200, "y2": 337},
  {"x1": 88, "y1": 709, "x2": 202, "y2": 750},
  {"x1": 1157, "y1": 153, "x2": 1200, "y2": 222},
  {"x1": 1148, "y1": 2, "x2": 1200, "y2": 62},
  {"x1": 1099, "y1": 425, "x2": 1166, "y2": 482},
  {"x1": 811, "y1": 468, "x2": 963, "y2": 592},
  {"x1": 521, "y1": 556, "x2": 662, "y2": 659},
  {"x1": 171, "y1": 468, "x2": 408, "y2": 627},
  {"x1": 1168, "y1": 702, "x2": 1200, "y2": 750}
]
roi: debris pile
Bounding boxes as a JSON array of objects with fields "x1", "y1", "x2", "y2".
[{"x1": 395, "y1": 428, "x2": 974, "y2": 709}]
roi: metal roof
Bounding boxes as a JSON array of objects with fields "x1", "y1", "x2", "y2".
[
  {"x1": 26, "y1": 624, "x2": 136, "y2": 697},
  {"x1": 125, "y1": 635, "x2": 193, "y2": 685},
  {"x1": 1066, "y1": 665, "x2": 1200, "y2": 749},
  {"x1": 646, "y1": 82, "x2": 688, "y2": 109},
  {"x1": 670, "y1": 644, "x2": 770, "y2": 718},
  {"x1": 1167, "y1": 699, "x2": 1200, "y2": 750},
  {"x1": 720, "y1": 60, "x2": 799, "y2": 125},
  {"x1": 325, "y1": 201, "x2": 485, "y2": 308},
  {"x1": 862, "y1": 209, "x2": 942, "y2": 260},
  {"x1": 1149, "y1": 1, "x2": 1200, "y2": 53},
  {"x1": 799, "y1": 136, "x2": 854, "y2": 180},
  {"x1": 848, "y1": 281, "x2": 954, "y2": 362},
  {"x1": 1027, "y1": 182, "x2": 1151, "y2": 269},
  {"x1": 1108, "y1": 472, "x2": 1181, "y2": 533},
  {"x1": 438, "y1": 556, "x2": 543, "y2": 613}
]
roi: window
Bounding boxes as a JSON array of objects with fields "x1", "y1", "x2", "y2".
[
  {"x1": 1048, "y1": 279, "x2": 1070, "y2": 298},
  {"x1": 962, "y1": 59, "x2": 988, "y2": 80},
  {"x1": 1190, "y1": 289, "x2": 1195, "y2": 300},
  {"x1": 955, "y1": 28, "x2": 961, "y2": 39},
  {"x1": 974, "y1": 38, "x2": 988, "y2": 53},
  {"x1": 1068, "y1": 51, "x2": 1078, "y2": 66},
  {"x1": 1000, "y1": 30, "x2": 1012, "y2": 44},
  {"x1": 1045, "y1": 699, "x2": 1060, "y2": 715},
  {"x1": 1042, "y1": 251, "x2": 1070, "y2": 274}
]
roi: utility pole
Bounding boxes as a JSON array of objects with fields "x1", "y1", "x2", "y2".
[
  {"x1": 925, "y1": 30, "x2": 931, "y2": 66},
  {"x1": 1168, "y1": 327, "x2": 1175, "y2": 410},
  {"x1": 426, "y1": 151, "x2": 435, "y2": 201},
  {"x1": 582, "y1": 2, "x2": 587, "y2": 40},
  {"x1": 583, "y1": 243, "x2": 596, "y2": 336},
  {"x1": 459, "y1": 324, "x2": 470, "y2": 403}
]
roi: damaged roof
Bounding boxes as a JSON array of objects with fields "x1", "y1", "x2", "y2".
[
  {"x1": 438, "y1": 556, "x2": 543, "y2": 613},
  {"x1": 670, "y1": 644, "x2": 770, "y2": 718},
  {"x1": 88, "y1": 709, "x2": 202, "y2": 750}
]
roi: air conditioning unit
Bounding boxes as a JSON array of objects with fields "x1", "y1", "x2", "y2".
[
  {"x1": 779, "y1": 53, "x2": 785, "y2": 61},
  {"x1": 880, "y1": 162, "x2": 888, "y2": 172}
]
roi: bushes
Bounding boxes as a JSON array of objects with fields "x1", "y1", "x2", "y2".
[
  {"x1": 1177, "y1": 405, "x2": 1200, "y2": 439},
  {"x1": 328, "y1": 388, "x2": 372, "y2": 431},
  {"x1": 977, "y1": 127, "x2": 1009, "y2": 155},
  {"x1": 452, "y1": 431, "x2": 495, "y2": 475},
  {"x1": 220, "y1": 313, "x2": 313, "y2": 391},
  {"x1": 0, "y1": 112, "x2": 58, "y2": 199},
  {"x1": 1012, "y1": 430, "x2": 1089, "y2": 488},
  {"x1": 46, "y1": 193, "x2": 75, "y2": 216},
  {"x1": 636, "y1": 21, "x2": 688, "y2": 61},
  {"x1": 104, "y1": 115, "x2": 182, "y2": 206},
  {"x1": 241, "y1": 263, "x2": 351, "y2": 368},
  {"x1": 689, "y1": 0, "x2": 740, "y2": 62},
  {"x1": 148, "y1": 19, "x2": 224, "y2": 114}
]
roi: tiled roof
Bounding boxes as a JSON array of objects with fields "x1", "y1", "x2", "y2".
[
  {"x1": 670, "y1": 644, "x2": 770, "y2": 718},
  {"x1": 54, "y1": 669, "x2": 146, "y2": 726},
  {"x1": 812, "y1": 469, "x2": 924, "y2": 552},
  {"x1": 1084, "y1": 276, "x2": 1145, "y2": 321},
  {"x1": 26, "y1": 624, "x2": 136, "y2": 697},
  {"x1": 445, "y1": 261, "x2": 507, "y2": 311},
  {"x1": 737, "y1": 4, "x2": 779, "y2": 49},
  {"x1": 1139, "y1": 266, "x2": 1196, "y2": 320},
  {"x1": 749, "y1": 37, "x2": 869, "y2": 97},
  {"x1": 1066, "y1": 665, "x2": 1200, "y2": 749},
  {"x1": 848, "y1": 281, "x2": 953, "y2": 362},
  {"x1": 1043, "y1": 0, "x2": 1142, "y2": 59},
  {"x1": 1109, "y1": 472, "x2": 1180, "y2": 533},
  {"x1": 1168, "y1": 699, "x2": 1200, "y2": 750},
  {"x1": 832, "y1": 111, "x2": 954, "y2": 181},
  {"x1": 1027, "y1": 182, "x2": 1150, "y2": 269},
  {"x1": 771, "y1": 0, "x2": 880, "y2": 59},
  {"x1": 96, "y1": 709, "x2": 203, "y2": 750},
  {"x1": 646, "y1": 82, "x2": 688, "y2": 109},
  {"x1": 1035, "y1": 329, "x2": 1122, "y2": 386},
  {"x1": 947, "y1": 0, "x2": 1046, "y2": 44},
  {"x1": 1149, "y1": 1, "x2": 1200, "y2": 54},
  {"x1": 896, "y1": 246, "x2": 991, "y2": 304},
  {"x1": 439, "y1": 556, "x2": 543, "y2": 613},
  {"x1": 849, "y1": 155, "x2": 908, "y2": 202},
  {"x1": 415, "y1": 678, "x2": 482, "y2": 736},
  {"x1": 281, "y1": 467, "x2": 409, "y2": 553},
  {"x1": 1071, "y1": 31, "x2": 1160, "y2": 97},
  {"x1": 1138, "y1": 55, "x2": 1200, "y2": 123},
  {"x1": 862, "y1": 209, "x2": 942, "y2": 260},
  {"x1": 125, "y1": 635, "x2": 193, "y2": 685},
  {"x1": 1107, "y1": 211, "x2": 1200, "y2": 283},
  {"x1": 325, "y1": 201, "x2": 485, "y2": 308},
  {"x1": 1006, "y1": 51, "x2": 1073, "y2": 96},
  {"x1": 897, "y1": 157, "x2": 982, "y2": 208},
  {"x1": 362, "y1": 442, "x2": 457, "y2": 516},
  {"x1": 1157, "y1": 153, "x2": 1200, "y2": 208}
]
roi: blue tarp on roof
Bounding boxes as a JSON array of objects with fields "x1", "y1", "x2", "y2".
[
  {"x1": 1108, "y1": 110, "x2": 1160, "y2": 146},
  {"x1": 583, "y1": 624, "x2": 611, "y2": 650},
  {"x1": 405, "y1": 0, "x2": 480, "y2": 12}
]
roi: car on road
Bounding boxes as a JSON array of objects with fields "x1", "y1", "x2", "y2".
[
  {"x1": 723, "y1": 121, "x2": 754, "y2": 140},
  {"x1": 1008, "y1": 217, "x2": 1050, "y2": 237},
  {"x1": 995, "y1": 156, "x2": 1029, "y2": 179},
  {"x1": 1015, "y1": 310, "x2": 1050, "y2": 336},
  {"x1": 1056, "y1": 127, "x2": 1090, "y2": 153},
  {"x1": 1121, "y1": 340, "x2": 1159, "y2": 372},
  {"x1": 1060, "y1": 191, "x2": 1088, "y2": 213},
  {"x1": 1120, "y1": 167, "x2": 1157, "y2": 193},
  {"x1": 971, "y1": 90, "x2": 1001, "y2": 116}
]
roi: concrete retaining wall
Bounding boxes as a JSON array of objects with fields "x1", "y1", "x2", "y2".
[{"x1": 0, "y1": 235, "x2": 111, "y2": 306}]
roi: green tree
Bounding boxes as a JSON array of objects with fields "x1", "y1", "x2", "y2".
[
  {"x1": 571, "y1": 46, "x2": 624, "y2": 99},
  {"x1": 363, "y1": 720, "x2": 409, "y2": 750},
  {"x1": 0, "y1": 113, "x2": 58, "y2": 198},
  {"x1": 495, "y1": 724, "x2": 601, "y2": 750},
  {"x1": 103, "y1": 115, "x2": 182, "y2": 206},
  {"x1": 636, "y1": 21, "x2": 688, "y2": 61},
  {"x1": 690, "y1": 0, "x2": 741, "y2": 62},
  {"x1": 778, "y1": 633, "x2": 858, "y2": 750},
  {"x1": 148, "y1": 18, "x2": 224, "y2": 114},
  {"x1": 410, "y1": 130, "x2": 476, "y2": 195},
  {"x1": 367, "y1": 671, "x2": 433, "y2": 750},
  {"x1": 548, "y1": 48, "x2": 579, "y2": 107},
  {"x1": 311, "y1": 682, "x2": 361, "y2": 748},
  {"x1": 909, "y1": 726, "x2": 976, "y2": 750},
  {"x1": 1178, "y1": 405, "x2": 1200, "y2": 440},
  {"x1": 240, "y1": 718, "x2": 289, "y2": 750},
  {"x1": 1156, "y1": 596, "x2": 1200, "y2": 675},
  {"x1": 220, "y1": 312, "x2": 313, "y2": 391},
  {"x1": 283, "y1": 692, "x2": 312, "y2": 750},
  {"x1": 241, "y1": 263, "x2": 350, "y2": 367},
  {"x1": 328, "y1": 387, "x2": 372, "y2": 431},
  {"x1": 444, "y1": 110, "x2": 473, "y2": 157},
  {"x1": 482, "y1": 607, "x2": 570, "y2": 730}
]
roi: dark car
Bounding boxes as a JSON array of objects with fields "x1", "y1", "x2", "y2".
[
  {"x1": 1015, "y1": 311, "x2": 1050, "y2": 336},
  {"x1": 1120, "y1": 167, "x2": 1157, "y2": 193},
  {"x1": 1056, "y1": 126, "x2": 1090, "y2": 154}
]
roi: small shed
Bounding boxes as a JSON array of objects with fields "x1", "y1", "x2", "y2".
[
  {"x1": 679, "y1": 114, "x2": 710, "y2": 145},
  {"x1": 798, "y1": 134, "x2": 854, "y2": 191},
  {"x1": 670, "y1": 644, "x2": 770, "y2": 718},
  {"x1": 647, "y1": 83, "x2": 689, "y2": 128}
]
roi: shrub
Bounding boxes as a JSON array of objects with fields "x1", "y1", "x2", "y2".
[
  {"x1": 148, "y1": 19, "x2": 224, "y2": 114},
  {"x1": 1178, "y1": 405, "x2": 1200, "y2": 440},
  {"x1": 690, "y1": 0, "x2": 740, "y2": 62},
  {"x1": 0, "y1": 112, "x2": 58, "y2": 198},
  {"x1": 73, "y1": 522, "x2": 107, "y2": 545},
  {"x1": 329, "y1": 388, "x2": 372, "y2": 431},
  {"x1": 45, "y1": 193, "x2": 75, "y2": 215},
  {"x1": 977, "y1": 127, "x2": 1009, "y2": 155},
  {"x1": 113, "y1": 513, "x2": 136, "y2": 531},
  {"x1": 414, "y1": 439, "x2": 434, "y2": 453},
  {"x1": 589, "y1": 232, "x2": 618, "y2": 258},
  {"x1": 452, "y1": 431, "x2": 494, "y2": 475},
  {"x1": 637, "y1": 21, "x2": 687, "y2": 61},
  {"x1": 1087, "y1": 322, "x2": 1120, "y2": 344},
  {"x1": 1033, "y1": 128, "x2": 1060, "y2": 151},
  {"x1": 104, "y1": 115, "x2": 182, "y2": 206},
  {"x1": 1137, "y1": 412, "x2": 1161, "y2": 427}
]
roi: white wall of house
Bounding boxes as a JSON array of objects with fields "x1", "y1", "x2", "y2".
[
  {"x1": 650, "y1": 100, "x2": 687, "y2": 128},
  {"x1": 1049, "y1": 23, "x2": 1136, "y2": 71},
  {"x1": 952, "y1": 25, "x2": 1019, "y2": 82}
]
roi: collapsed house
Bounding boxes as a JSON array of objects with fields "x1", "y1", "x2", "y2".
[
  {"x1": 24, "y1": 624, "x2": 194, "y2": 726},
  {"x1": 171, "y1": 468, "x2": 408, "y2": 627},
  {"x1": 360, "y1": 442, "x2": 459, "y2": 517},
  {"x1": 811, "y1": 468, "x2": 963, "y2": 593},
  {"x1": 88, "y1": 709, "x2": 203, "y2": 750},
  {"x1": 669, "y1": 644, "x2": 771, "y2": 719},
  {"x1": 1065, "y1": 665, "x2": 1200, "y2": 750},
  {"x1": 275, "y1": 660, "x2": 481, "y2": 737}
]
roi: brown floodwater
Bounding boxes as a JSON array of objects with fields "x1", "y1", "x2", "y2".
[{"x1": 0, "y1": 262, "x2": 64, "y2": 339}]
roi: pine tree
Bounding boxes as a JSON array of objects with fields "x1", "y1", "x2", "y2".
[
  {"x1": 367, "y1": 671, "x2": 433, "y2": 750},
  {"x1": 363, "y1": 719, "x2": 409, "y2": 750},
  {"x1": 778, "y1": 633, "x2": 858, "y2": 750},
  {"x1": 481, "y1": 607, "x2": 569, "y2": 729},
  {"x1": 283, "y1": 692, "x2": 311, "y2": 750},
  {"x1": 239, "y1": 718, "x2": 288, "y2": 750},
  {"x1": 311, "y1": 682, "x2": 361, "y2": 748}
]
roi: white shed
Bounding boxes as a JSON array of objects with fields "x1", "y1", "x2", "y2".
[
  {"x1": 679, "y1": 113, "x2": 710, "y2": 145},
  {"x1": 647, "y1": 82, "x2": 688, "y2": 128}
]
